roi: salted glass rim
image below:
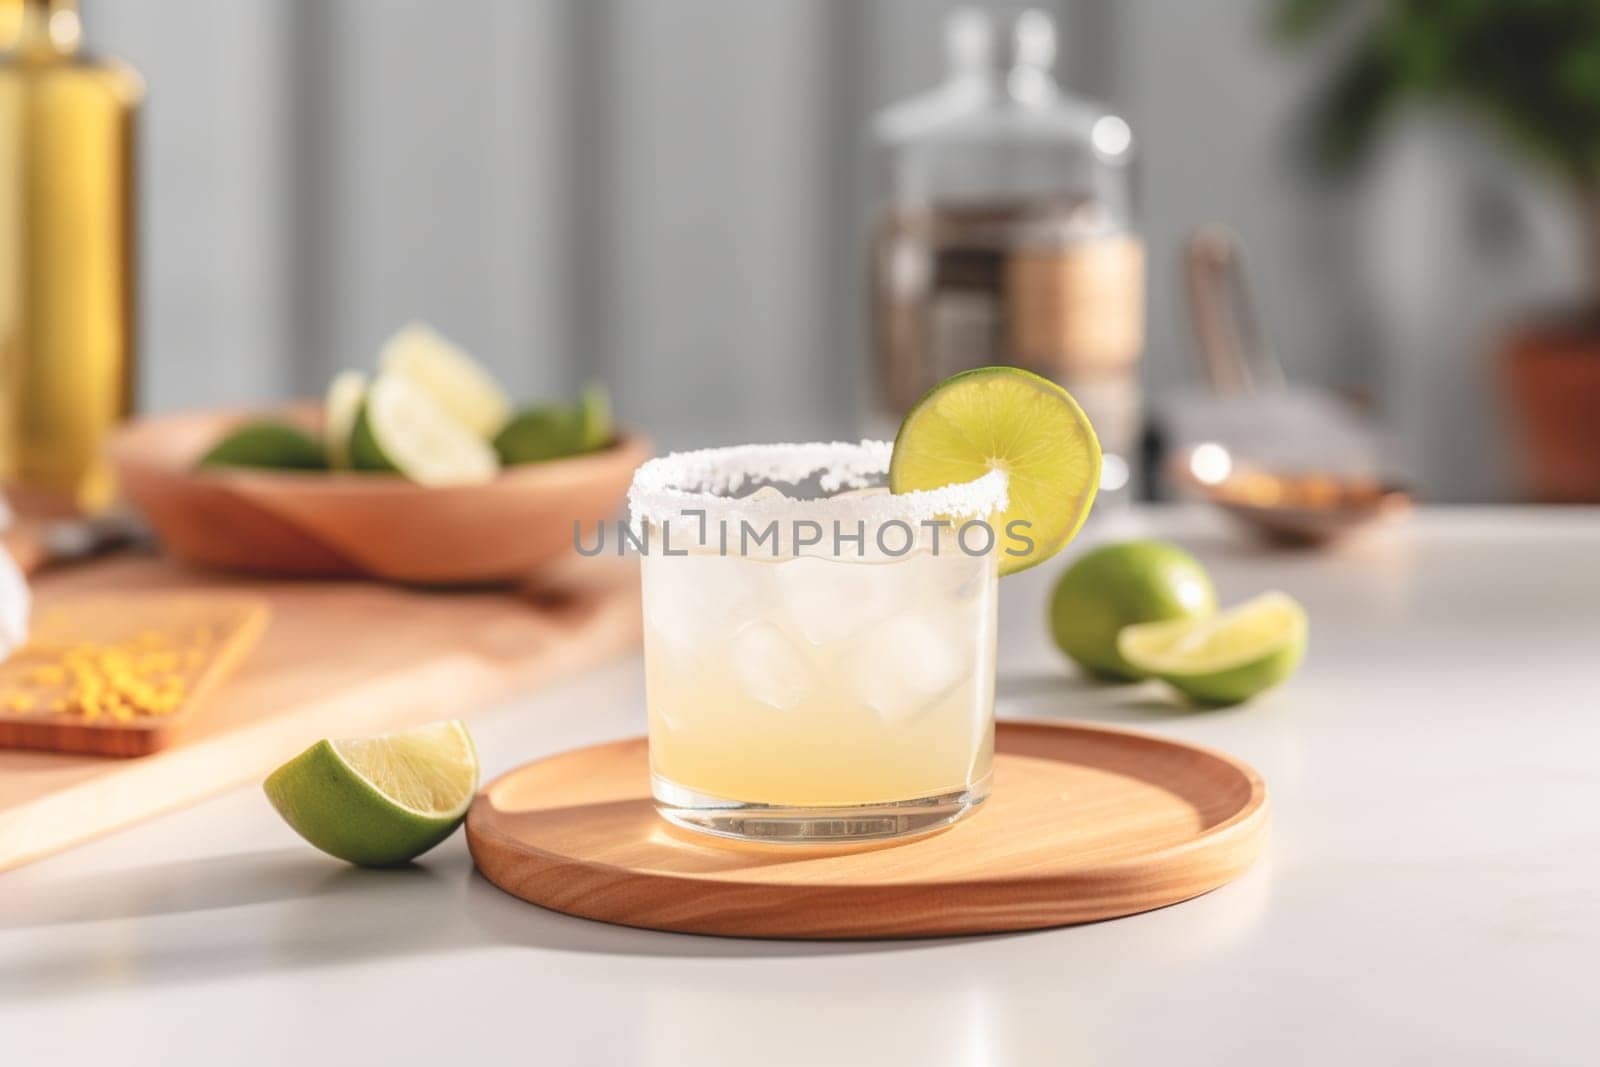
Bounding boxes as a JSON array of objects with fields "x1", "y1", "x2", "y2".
[{"x1": 627, "y1": 440, "x2": 1008, "y2": 527}]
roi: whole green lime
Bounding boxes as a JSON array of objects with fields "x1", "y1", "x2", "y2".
[
  {"x1": 1049, "y1": 540, "x2": 1217, "y2": 681},
  {"x1": 197, "y1": 421, "x2": 326, "y2": 471},
  {"x1": 492, "y1": 406, "x2": 585, "y2": 465}
]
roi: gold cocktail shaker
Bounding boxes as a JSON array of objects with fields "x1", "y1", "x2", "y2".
[{"x1": 0, "y1": 0, "x2": 140, "y2": 515}]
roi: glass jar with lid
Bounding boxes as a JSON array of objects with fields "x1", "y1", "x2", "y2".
[{"x1": 868, "y1": 8, "x2": 1143, "y2": 504}]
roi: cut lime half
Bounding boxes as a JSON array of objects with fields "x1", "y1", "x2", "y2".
[
  {"x1": 1118, "y1": 591, "x2": 1307, "y2": 705},
  {"x1": 323, "y1": 369, "x2": 368, "y2": 469},
  {"x1": 263, "y1": 719, "x2": 479, "y2": 867},
  {"x1": 351, "y1": 373, "x2": 499, "y2": 486},
  {"x1": 379, "y1": 322, "x2": 511, "y2": 438},
  {"x1": 889, "y1": 366, "x2": 1101, "y2": 575}
]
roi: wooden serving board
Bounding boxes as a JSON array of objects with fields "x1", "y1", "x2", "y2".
[
  {"x1": 468, "y1": 720, "x2": 1270, "y2": 939},
  {"x1": 0, "y1": 554, "x2": 640, "y2": 873}
]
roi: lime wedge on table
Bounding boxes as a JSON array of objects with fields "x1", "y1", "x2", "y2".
[
  {"x1": 351, "y1": 373, "x2": 499, "y2": 486},
  {"x1": 264, "y1": 720, "x2": 479, "y2": 867},
  {"x1": 578, "y1": 382, "x2": 614, "y2": 450},
  {"x1": 323, "y1": 369, "x2": 368, "y2": 469},
  {"x1": 493, "y1": 406, "x2": 585, "y2": 465},
  {"x1": 379, "y1": 322, "x2": 512, "y2": 438},
  {"x1": 1118, "y1": 591, "x2": 1308, "y2": 705},
  {"x1": 889, "y1": 366, "x2": 1101, "y2": 575},
  {"x1": 198, "y1": 421, "x2": 326, "y2": 471}
]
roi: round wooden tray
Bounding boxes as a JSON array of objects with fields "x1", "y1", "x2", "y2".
[{"x1": 467, "y1": 720, "x2": 1269, "y2": 939}]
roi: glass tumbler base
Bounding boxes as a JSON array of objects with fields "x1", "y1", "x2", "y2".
[{"x1": 651, "y1": 773, "x2": 991, "y2": 844}]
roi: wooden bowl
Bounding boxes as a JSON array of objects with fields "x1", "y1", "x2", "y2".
[{"x1": 109, "y1": 406, "x2": 650, "y2": 584}]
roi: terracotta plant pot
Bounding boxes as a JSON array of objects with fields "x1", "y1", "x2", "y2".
[{"x1": 1503, "y1": 315, "x2": 1600, "y2": 503}]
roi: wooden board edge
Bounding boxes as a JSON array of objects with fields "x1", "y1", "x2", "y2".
[{"x1": 0, "y1": 622, "x2": 639, "y2": 874}]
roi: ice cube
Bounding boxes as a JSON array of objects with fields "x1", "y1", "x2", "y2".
[
  {"x1": 831, "y1": 485, "x2": 889, "y2": 499},
  {"x1": 728, "y1": 620, "x2": 818, "y2": 711},
  {"x1": 642, "y1": 552, "x2": 760, "y2": 661},
  {"x1": 846, "y1": 612, "x2": 973, "y2": 724},
  {"x1": 772, "y1": 555, "x2": 903, "y2": 645},
  {"x1": 743, "y1": 485, "x2": 791, "y2": 502}
]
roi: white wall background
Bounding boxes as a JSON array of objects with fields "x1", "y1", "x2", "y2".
[{"x1": 80, "y1": 0, "x2": 1584, "y2": 500}]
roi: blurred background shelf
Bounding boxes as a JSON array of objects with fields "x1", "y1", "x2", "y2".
[{"x1": 38, "y1": 0, "x2": 1596, "y2": 503}]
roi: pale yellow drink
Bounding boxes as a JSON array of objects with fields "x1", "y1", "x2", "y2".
[
  {"x1": 643, "y1": 545, "x2": 997, "y2": 807},
  {"x1": 629, "y1": 440, "x2": 1007, "y2": 841}
]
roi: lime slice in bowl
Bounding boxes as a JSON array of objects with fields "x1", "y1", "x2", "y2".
[
  {"x1": 889, "y1": 366, "x2": 1101, "y2": 575},
  {"x1": 578, "y1": 382, "x2": 614, "y2": 450},
  {"x1": 379, "y1": 322, "x2": 511, "y2": 439},
  {"x1": 351, "y1": 373, "x2": 499, "y2": 486},
  {"x1": 1118, "y1": 591, "x2": 1308, "y2": 705},
  {"x1": 264, "y1": 720, "x2": 479, "y2": 867},
  {"x1": 323, "y1": 369, "x2": 368, "y2": 469}
]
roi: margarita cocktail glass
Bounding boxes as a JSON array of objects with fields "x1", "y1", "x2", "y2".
[{"x1": 628, "y1": 441, "x2": 1007, "y2": 842}]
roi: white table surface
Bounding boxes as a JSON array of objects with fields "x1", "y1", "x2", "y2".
[{"x1": 4, "y1": 507, "x2": 1598, "y2": 1066}]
